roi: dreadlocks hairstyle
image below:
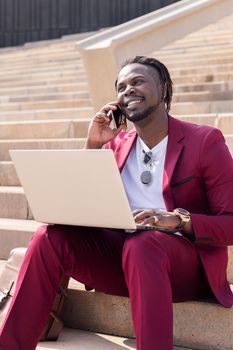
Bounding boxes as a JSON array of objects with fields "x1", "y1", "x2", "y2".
[{"x1": 117, "y1": 56, "x2": 173, "y2": 112}]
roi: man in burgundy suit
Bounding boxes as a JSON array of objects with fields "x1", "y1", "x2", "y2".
[{"x1": 1, "y1": 56, "x2": 233, "y2": 350}]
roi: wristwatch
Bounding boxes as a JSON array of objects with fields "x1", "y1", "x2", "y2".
[{"x1": 172, "y1": 208, "x2": 190, "y2": 229}]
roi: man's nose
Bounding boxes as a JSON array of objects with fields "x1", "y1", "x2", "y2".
[{"x1": 124, "y1": 84, "x2": 135, "y2": 95}]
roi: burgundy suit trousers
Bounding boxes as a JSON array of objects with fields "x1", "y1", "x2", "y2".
[{"x1": 0, "y1": 224, "x2": 210, "y2": 350}]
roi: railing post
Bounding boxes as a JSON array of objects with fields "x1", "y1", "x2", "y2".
[{"x1": 77, "y1": 0, "x2": 233, "y2": 111}]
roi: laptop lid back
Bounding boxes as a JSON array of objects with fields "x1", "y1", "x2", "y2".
[{"x1": 10, "y1": 149, "x2": 137, "y2": 230}]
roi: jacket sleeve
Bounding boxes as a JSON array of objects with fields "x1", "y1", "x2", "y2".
[{"x1": 191, "y1": 128, "x2": 233, "y2": 246}]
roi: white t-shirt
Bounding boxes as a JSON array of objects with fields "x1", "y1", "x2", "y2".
[{"x1": 121, "y1": 136, "x2": 168, "y2": 211}]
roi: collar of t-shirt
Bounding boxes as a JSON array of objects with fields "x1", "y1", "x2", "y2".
[{"x1": 121, "y1": 135, "x2": 168, "y2": 211}]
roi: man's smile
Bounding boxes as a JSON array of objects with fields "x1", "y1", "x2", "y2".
[{"x1": 123, "y1": 97, "x2": 144, "y2": 110}]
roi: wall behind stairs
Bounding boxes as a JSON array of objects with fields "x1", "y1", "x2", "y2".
[{"x1": 0, "y1": 0, "x2": 180, "y2": 48}]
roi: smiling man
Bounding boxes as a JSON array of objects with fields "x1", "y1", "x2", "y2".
[
  {"x1": 117, "y1": 60, "x2": 168, "y2": 124},
  {"x1": 1, "y1": 56, "x2": 233, "y2": 350}
]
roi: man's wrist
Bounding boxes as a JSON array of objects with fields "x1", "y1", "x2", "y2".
[
  {"x1": 84, "y1": 139, "x2": 103, "y2": 149},
  {"x1": 172, "y1": 208, "x2": 190, "y2": 229},
  {"x1": 172, "y1": 208, "x2": 195, "y2": 240}
]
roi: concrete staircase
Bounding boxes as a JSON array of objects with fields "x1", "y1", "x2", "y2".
[
  {"x1": 0, "y1": 35, "x2": 93, "y2": 258},
  {"x1": 1, "y1": 12, "x2": 233, "y2": 350}
]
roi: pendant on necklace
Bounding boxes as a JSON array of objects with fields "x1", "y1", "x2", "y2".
[{"x1": 140, "y1": 170, "x2": 152, "y2": 185}]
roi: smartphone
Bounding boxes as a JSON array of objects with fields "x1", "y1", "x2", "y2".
[{"x1": 111, "y1": 105, "x2": 127, "y2": 129}]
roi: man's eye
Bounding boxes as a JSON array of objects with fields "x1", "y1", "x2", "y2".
[
  {"x1": 117, "y1": 86, "x2": 124, "y2": 93},
  {"x1": 134, "y1": 79, "x2": 143, "y2": 85}
]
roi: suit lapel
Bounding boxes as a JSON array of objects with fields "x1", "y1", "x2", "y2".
[
  {"x1": 115, "y1": 129, "x2": 137, "y2": 172},
  {"x1": 163, "y1": 116, "x2": 184, "y2": 211}
]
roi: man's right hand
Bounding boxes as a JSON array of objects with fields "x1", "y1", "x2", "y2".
[{"x1": 85, "y1": 102, "x2": 126, "y2": 149}]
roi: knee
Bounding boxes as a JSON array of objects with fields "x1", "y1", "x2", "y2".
[
  {"x1": 122, "y1": 231, "x2": 169, "y2": 271},
  {"x1": 25, "y1": 224, "x2": 72, "y2": 271},
  {"x1": 30, "y1": 224, "x2": 65, "y2": 252},
  {"x1": 30, "y1": 224, "x2": 49, "y2": 248}
]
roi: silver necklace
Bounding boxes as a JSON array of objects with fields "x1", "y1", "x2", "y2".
[{"x1": 140, "y1": 150, "x2": 154, "y2": 185}]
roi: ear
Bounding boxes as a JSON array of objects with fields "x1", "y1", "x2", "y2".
[
  {"x1": 159, "y1": 83, "x2": 166, "y2": 102},
  {"x1": 162, "y1": 83, "x2": 167, "y2": 100}
]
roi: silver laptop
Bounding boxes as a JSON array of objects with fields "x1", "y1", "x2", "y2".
[{"x1": 10, "y1": 149, "x2": 176, "y2": 233}]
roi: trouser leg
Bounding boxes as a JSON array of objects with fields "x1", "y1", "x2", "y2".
[
  {"x1": 122, "y1": 231, "x2": 210, "y2": 350},
  {"x1": 0, "y1": 224, "x2": 128, "y2": 350}
]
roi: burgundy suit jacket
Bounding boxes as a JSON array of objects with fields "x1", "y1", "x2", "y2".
[{"x1": 104, "y1": 115, "x2": 233, "y2": 307}]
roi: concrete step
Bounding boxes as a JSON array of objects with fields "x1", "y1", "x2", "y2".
[
  {"x1": 61, "y1": 280, "x2": 233, "y2": 350},
  {"x1": 0, "y1": 48, "x2": 81, "y2": 58},
  {"x1": 172, "y1": 71, "x2": 233, "y2": 85},
  {"x1": 0, "y1": 68, "x2": 85, "y2": 84},
  {"x1": 0, "y1": 53, "x2": 80, "y2": 64},
  {"x1": 183, "y1": 31, "x2": 233, "y2": 42},
  {"x1": 0, "y1": 58, "x2": 82, "y2": 73},
  {"x1": 171, "y1": 100, "x2": 233, "y2": 115},
  {"x1": 0, "y1": 138, "x2": 86, "y2": 161},
  {"x1": 0, "y1": 49, "x2": 81, "y2": 59},
  {"x1": 0, "y1": 186, "x2": 31, "y2": 220},
  {"x1": 0, "y1": 63, "x2": 84, "y2": 77},
  {"x1": 156, "y1": 55, "x2": 233, "y2": 69},
  {"x1": 0, "y1": 82, "x2": 88, "y2": 96},
  {"x1": 0, "y1": 52, "x2": 83, "y2": 66},
  {"x1": 0, "y1": 258, "x2": 6, "y2": 274},
  {"x1": 0, "y1": 107, "x2": 94, "y2": 122},
  {"x1": 225, "y1": 135, "x2": 233, "y2": 155},
  {"x1": 218, "y1": 115, "x2": 233, "y2": 134},
  {"x1": 0, "y1": 259, "x2": 6, "y2": 273},
  {"x1": 0, "y1": 56, "x2": 82, "y2": 67},
  {"x1": 0, "y1": 218, "x2": 41, "y2": 259},
  {"x1": 0, "y1": 98, "x2": 92, "y2": 112},
  {"x1": 0, "y1": 42, "x2": 79, "y2": 55},
  {"x1": 0, "y1": 54, "x2": 82, "y2": 65},
  {"x1": 162, "y1": 39, "x2": 233, "y2": 55},
  {"x1": 38, "y1": 328, "x2": 137, "y2": 350},
  {"x1": 176, "y1": 114, "x2": 218, "y2": 127},
  {"x1": 159, "y1": 42, "x2": 233, "y2": 56},
  {"x1": 0, "y1": 119, "x2": 89, "y2": 140},
  {"x1": 176, "y1": 114, "x2": 233, "y2": 134},
  {"x1": 157, "y1": 48, "x2": 233, "y2": 63},
  {"x1": 0, "y1": 76, "x2": 85, "y2": 89},
  {"x1": 0, "y1": 44, "x2": 75, "y2": 58},
  {"x1": 175, "y1": 80, "x2": 233, "y2": 93},
  {"x1": 0, "y1": 161, "x2": 20, "y2": 186},
  {"x1": 169, "y1": 26, "x2": 233, "y2": 41},
  {"x1": 173, "y1": 90, "x2": 233, "y2": 103},
  {"x1": 0, "y1": 41, "x2": 79, "y2": 54},
  {"x1": 158, "y1": 44, "x2": 233, "y2": 57},
  {"x1": 0, "y1": 71, "x2": 86, "y2": 86},
  {"x1": 162, "y1": 27, "x2": 233, "y2": 49},
  {"x1": 170, "y1": 64, "x2": 233, "y2": 77},
  {"x1": 36, "y1": 327, "x2": 194, "y2": 350},
  {"x1": 0, "y1": 91, "x2": 89, "y2": 104}
]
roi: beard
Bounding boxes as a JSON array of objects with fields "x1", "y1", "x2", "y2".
[
  {"x1": 122, "y1": 104, "x2": 158, "y2": 123},
  {"x1": 125, "y1": 105, "x2": 155, "y2": 123}
]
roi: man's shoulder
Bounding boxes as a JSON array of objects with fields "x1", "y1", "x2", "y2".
[{"x1": 170, "y1": 115, "x2": 222, "y2": 138}]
